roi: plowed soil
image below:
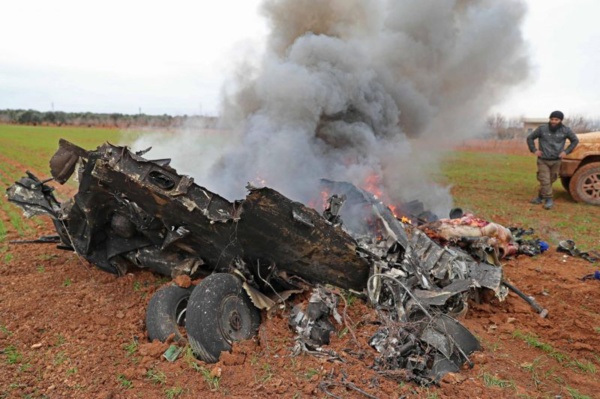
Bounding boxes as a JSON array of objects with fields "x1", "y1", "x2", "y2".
[{"x1": 1, "y1": 156, "x2": 600, "y2": 399}]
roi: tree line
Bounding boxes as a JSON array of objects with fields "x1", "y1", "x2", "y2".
[
  {"x1": 3, "y1": 109, "x2": 599, "y2": 138},
  {"x1": 0, "y1": 109, "x2": 218, "y2": 129},
  {"x1": 486, "y1": 114, "x2": 600, "y2": 140}
]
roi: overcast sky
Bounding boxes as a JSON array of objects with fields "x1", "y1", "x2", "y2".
[{"x1": 0, "y1": 0, "x2": 598, "y2": 118}]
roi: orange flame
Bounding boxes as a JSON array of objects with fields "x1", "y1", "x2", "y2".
[
  {"x1": 361, "y1": 173, "x2": 411, "y2": 222},
  {"x1": 308, "y1": 189, "x2": 331, "y2": 210}
]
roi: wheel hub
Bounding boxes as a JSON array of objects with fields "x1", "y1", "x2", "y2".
[
  {"x1": 229, "y1": 311, "x2": 242, "y2": 331},
  {"x1": 219, "y1": 295, "x2": 251, "y2": 343},
  {"x1": 582, "y1": 174, "x2": 600, "y2": 197}
]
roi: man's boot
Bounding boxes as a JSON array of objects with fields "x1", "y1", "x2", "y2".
[
  {"x1": 543, "y1": 198, "x2": 554, "y2": 210},
  {"x1": 530, "y1": 197, "x2": 543, "y2": 204}
]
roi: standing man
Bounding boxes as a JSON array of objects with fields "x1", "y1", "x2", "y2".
[{"x1": 526, "y1": 110, "x2": 579, "y2": 209}]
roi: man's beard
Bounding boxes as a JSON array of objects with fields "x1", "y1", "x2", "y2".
[{"x1": 548, "y1": 122, "x2": 562, "y2": 132}]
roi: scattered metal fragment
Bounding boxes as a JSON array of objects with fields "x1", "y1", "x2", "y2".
[
  {"x1": 9, "y1": 235, "x2": 61, "y2": 244},
  {"x1": 581, "y1": 271, "x2": 600, "y2": 281},
  {"x1": 557, "y1": 239, "x2": 599, "y2": 263},
  {"x1": 289, "y1": 287, "x2": 341, "y2": 347},
  {"x1": 502, "y1": 280, "x2": 549, "y2": 318},
  {"x1": 163, "y1": 345, "x2": 183, "y2": 362},
  {"x1": 319, "y1": 379, "x2": 381, "y2": 399},
  {"x1": 323, "y1": 194, "x2": 346, "y2": 226}
]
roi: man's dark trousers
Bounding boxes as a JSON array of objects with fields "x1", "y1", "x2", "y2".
[{"x1": 537, "y1": 158, "x2": 561, "y2": 199}]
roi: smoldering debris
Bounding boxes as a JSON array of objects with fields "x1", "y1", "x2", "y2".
[{"x1": 7, "y1": 140, "x2": 543, "y2": 386}]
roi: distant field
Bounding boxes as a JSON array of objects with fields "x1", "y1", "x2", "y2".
[
  {"x1": 0, "y1": 124, "x2": 143, "y2": 238},
  {"x1": 1, "y1": 124, "x2": 598, "y2": 250},
  {"x1": 0, "y1": 124, "x2": 140, "y2": 174}
]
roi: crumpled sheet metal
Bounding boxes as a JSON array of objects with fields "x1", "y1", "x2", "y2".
[
  {"x1": 319, "y1": 179, "x2": 409, "y2": 248},
  {"x1": 87, "y1": 142, "x2": 235, "y2": 223},
  {"x1": 389, "y1": 228, "x2": 505, "y2": 299},
  {"x1": 369, "y1": 314, "x2": 480, "y2": 385},
  {"x1": 412, "y1": 279, "x2": 472, "y2": 307},
  {"x1": 362, "y1": 217, "x2": 505, "y2": 384},
  {"x1": 6, "y1": 173, "x2": 61, "y2": 219},
  {"x1": 289, "y1": 287, "x2": 341, "y2": 348}
]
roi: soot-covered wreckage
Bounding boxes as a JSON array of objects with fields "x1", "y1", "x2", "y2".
[{"x1": 6, "y1": 139, "x2": 542, "y2": 385}]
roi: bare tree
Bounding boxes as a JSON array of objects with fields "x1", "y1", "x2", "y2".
[{"x1": 564, "y1": 114, "x2": 600, "y2": 133}]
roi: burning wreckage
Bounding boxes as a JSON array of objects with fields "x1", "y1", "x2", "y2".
[{"x1": 6, "y1": 139, "x2": 545, "y2": 385}]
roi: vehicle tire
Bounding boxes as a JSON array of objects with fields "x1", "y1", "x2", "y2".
[
  {"x1": 186, "y1": 273, "x2": 261, "y2": 363},
  {"x1": 568, "y1": 163, "x2": 600, "y2": 205},
  {"x1": 146, "y1": 284, "x2": 194, "y2": 344},
  {"x1": 560, "y1": 177, "x2": 571, "y2": 192}
]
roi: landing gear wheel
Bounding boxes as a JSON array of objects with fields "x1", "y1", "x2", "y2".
[
  {"x1": 568, "y1": 163, "x2": 600, "y2": 205},
  {"x1": 146, "y1": 284, "x2": 193, "y2": 344},
  {"x1": 186, "y1": 273, "x2": 261, "y2": 363}
]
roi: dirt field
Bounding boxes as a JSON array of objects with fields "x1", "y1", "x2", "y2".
[{"x1": 1, "y1": 146, "x2": 599, "y2": 399}]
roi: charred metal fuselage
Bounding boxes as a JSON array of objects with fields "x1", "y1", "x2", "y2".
[{"x1": 8, "y1": 139, "x2": 372, "y2": 290}]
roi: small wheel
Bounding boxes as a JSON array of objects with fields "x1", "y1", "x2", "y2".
[
  {"x1": 568, "y1": 163, "x2": 600, "y2": 205},
  {"x1": 146, "y1": 284, "x2": 194, "y2": 344},
  {"x1": 560, "y1": 177, "x2": 571, "y2": 192},
  {"x1": 186, "y1": 273, "x2": 261, "y2": 363}
]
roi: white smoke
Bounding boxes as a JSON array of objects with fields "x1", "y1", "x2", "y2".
[{"x1": 135, "y1": 0, "x2": 529, "y2": 217}]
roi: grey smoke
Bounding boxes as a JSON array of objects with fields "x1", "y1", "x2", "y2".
[{"x1": 135, "y1": 0, "x2": 529, "y2": 217}]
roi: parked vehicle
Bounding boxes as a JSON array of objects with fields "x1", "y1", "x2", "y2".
[{"x1": 560, "y1": 131, "x2": 600, "y2": 205}]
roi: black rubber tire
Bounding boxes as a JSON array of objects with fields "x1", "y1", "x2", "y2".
[
  {"x1": 146, "y1": 284, "x2": 194, "y2": 344},
  {"x1": 560, "y1": 177, "x2": 571, "y2": 192},
  {"x1": 186, "y1": 273, "x2": 261, "y2": 363},
  {"x1": 568, "y1": 163, "x2": 600, "y2": 205}
]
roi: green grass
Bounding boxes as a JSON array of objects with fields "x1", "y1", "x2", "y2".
[
  {"x1": 146, "y1": 368, "x2": 167, "y2": 385},
  {"x1": 200, "y1": 366, "x2": 221, "y2": 391},
  {"x1": 0, "y1": 124, "x2": 140, "y2": 239},
  {"x1": 568, "y1": 359, "x2": 596, "y2": 374},
  {"x1": 4, "y1": 205, "x2": 29, "y2": 237},
  {"x1": 183, "y1": 345, "x2": 203, "y2": 372},
  {"x1": 0, "y1": 219, "x2": 6, "y2": 242},
  {"x1": 0, "y1": 324, "x2": 12, "y2": 336},
  {"x1": 4, "y1": 345, "x2": 21, "y2": 364},
  {"x1": 512, "y1": 330, "x2": 597, "y2": 376},
  {"x1": 117, "y1": 374, "x2": 133, "y2": 389},
  {"x1": 566, "y1": 387, "x2": 592, "y2": 399},
  {"x1": 165, "y1": 386, "x2": 184, "y2": 398},
  {"x1": 53, "y1": 351, "x2": 68, "y2": 365},
  {"x1": 441, "y1": 150, "x2": 600, "y2": 249},
  {"x1": 261, "y1": 363, "x2": 274, "y2": 382},
  {"x1": 54, "y1": 334, "x2": 66, "y2": 346},
  {"x1": 123, "y1": 340, "x2": 138, "y2": 357},
  {"x1": 304, "y1": 368, "x2": 319, "y2": 379},
  {"x1": 512, "y1": 330, "x2": 555, "y2": 353},
  {"x1": 0, "y1": 124, "x2": 130, "y2": 173},
  {"x1": 481, "y1": 372, "x2": 516, "y2": 389}
]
